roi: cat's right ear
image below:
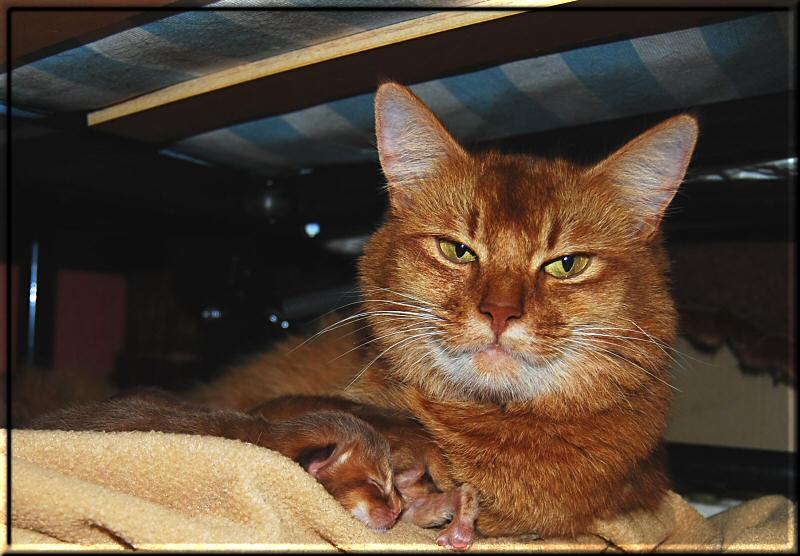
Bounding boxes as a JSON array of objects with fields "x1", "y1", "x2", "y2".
[
  {"x1": 590, "y1": 114, "x2": 699, "y2": 240},
  {"x1": 375, "y1": 81, "x2": 467, "y2": 209}
]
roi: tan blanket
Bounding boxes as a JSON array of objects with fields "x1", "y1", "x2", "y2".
[{"x1": 1, "y1": 429, "x2": 795, "y2": 552}]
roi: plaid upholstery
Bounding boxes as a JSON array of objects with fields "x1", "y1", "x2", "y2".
[{"x1": 3, "y1": 8, "x2": 791, "y2": 175}]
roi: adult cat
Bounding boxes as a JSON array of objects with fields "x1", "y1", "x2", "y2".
[{"x1": 190, "y1": 82, "x2": 698, "y2": 538}]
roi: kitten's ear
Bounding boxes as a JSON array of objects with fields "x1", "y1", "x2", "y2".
[
  {"x1": 300, "y1": 444, "x2": 337, "y2": 478},
  {"x1": 593, "y1": 114, "x2": 699, "y2": 239},
  {"x1": 375, "y1": 81, "x2": 467, "y2": 208}
]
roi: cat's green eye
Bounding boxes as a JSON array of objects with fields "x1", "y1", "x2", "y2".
[
  {"x1": 543, "y1": 254, "x2": 591, "y2": 279},
  {"x1": 438, "y1": 239, "x2": 478, "y2": 264}
]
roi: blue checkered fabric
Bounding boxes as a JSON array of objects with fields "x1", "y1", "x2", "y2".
[{"x1": 3, "y1": 8, "x2": 792, "y2": 175}]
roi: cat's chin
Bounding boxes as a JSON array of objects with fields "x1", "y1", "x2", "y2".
[
  {"x1": 472, "y1": 345, "x2": 518, "y2": 376},
  {"x1": 426, "y1": 342, "x2": 570, "y2": 403}
]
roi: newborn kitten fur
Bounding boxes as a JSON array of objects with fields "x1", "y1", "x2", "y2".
[
  {"x1": 27, "y1": 390, "x2": 402, "y2": 531},
  {"x1": 252, "y1": 395, "x2": 479, "y2": 550},
  {"x1": 189, "y1": 82, "x2": 698, "y2": 538}
]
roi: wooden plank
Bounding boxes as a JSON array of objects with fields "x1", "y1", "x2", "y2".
[
  {"x1": 88, "y1": 2, "x2": 572, "y2": 127},
  {"x1": 89, "y1": 7, "x2": 751, "y2": 144}
]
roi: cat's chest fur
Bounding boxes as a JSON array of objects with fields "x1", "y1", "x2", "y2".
[{"x1": 351, "y1": 374, "x2": 671, "y2": 537}]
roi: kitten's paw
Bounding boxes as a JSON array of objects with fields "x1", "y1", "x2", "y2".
[{"x1": 436, "y1": 520, "x2": 474, "y2": 551}]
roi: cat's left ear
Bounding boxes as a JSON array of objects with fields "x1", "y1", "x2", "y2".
[{"x1": 591, "y1": 114, "x2": 699, "y2": 239}]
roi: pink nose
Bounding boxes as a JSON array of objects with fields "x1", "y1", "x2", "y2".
[
  {"x1": 392, "y1": 499, "x2": 403, "y2": 518},
  {"x1": 373, "y1": 506, "x2": 401, "y2": 530},
  {"x1": 480, "y1": 302, "x2": 522, "y2": 337}
]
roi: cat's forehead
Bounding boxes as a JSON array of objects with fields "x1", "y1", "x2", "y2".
[
  {"x1": 464, "y1": 154, "x2": 589, "y2": 243},
  {"x1": 411, "y1": 151, "x2": 620, "y2": 256},
  {"x1": 474, "y1": 154, "x2": 577, "y2": 201}
]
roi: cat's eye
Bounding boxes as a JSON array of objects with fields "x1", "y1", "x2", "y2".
[
  {"x1": 543, "y1": 254, "x2": 591, "y2": 279},
  {"x1": 438, "y1": 239, "x2": 477, "y2": 264},
  {"x1": 368, "y1": 477, "x2": 385, "y2": 494}
]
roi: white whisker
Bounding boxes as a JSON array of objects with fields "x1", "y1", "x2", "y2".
[
  {"x1": 578, "y1": 321, "x2": 707, "y2": 368},
  {"x1": 619, "y1": 317, "x2": 709, "y2": 367},
  {"x1": 359, "y1": 286, "x2": 440, "y2": 310},
  {"x1": 344, "y1": 331, "x2": 443, "y2": 391},
  {"x1": 330, "y1": 324, "x2": 442, "y2": 363},
  {"x1": 331, "y1": 315, "x2": 440, "y2": 342},
  {"x1": 572, "y1": 331, "x2": 686, "y2": 371},
  {"x1": 563, "y1": 337, "x2": 680, "y2": 392},
  {"x1": 288, "y1": 308, "x2": 447, "y2": 354}
]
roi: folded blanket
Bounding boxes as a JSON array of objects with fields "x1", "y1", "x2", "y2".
[{"x1": 1, "y1": 429, "x2": 795, "y2": 552}]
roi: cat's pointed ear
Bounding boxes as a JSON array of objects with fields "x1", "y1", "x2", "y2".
[
  {"x1": 375, "y1": 81, "x2": 467, "y2": 208},
  {"x1": 592, "y1": 114, "x2": 699, "y2": 239}
]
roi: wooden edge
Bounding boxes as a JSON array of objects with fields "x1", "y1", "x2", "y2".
[{"x1": 87, "y1": 0, "x2": 576, "y2": 126}]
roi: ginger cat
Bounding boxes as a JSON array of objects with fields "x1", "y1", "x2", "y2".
[{"x1": 190, "y1": 82, "x2": 698, "y2": 538}]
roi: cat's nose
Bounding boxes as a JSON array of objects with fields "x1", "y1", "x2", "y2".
[{"x1": 479, "y1": 302, "x2": 522, "y2": 337}]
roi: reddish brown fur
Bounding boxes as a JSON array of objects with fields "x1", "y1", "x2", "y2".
[
  {"x1": 189, "y1": 83, "x2": 698, "y2": 538},
  {"x1": 27, "y1": 391, "x2": 402, "y2": 531},
  {"x1": 251, "y1": 395, "x2": 449, "y2": 490},
  {"x1": 252, "y1": 395, "x2": 479, "y2": 549}
]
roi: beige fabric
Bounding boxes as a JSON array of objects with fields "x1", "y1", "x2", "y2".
[{"x1": 2, "y1": 429, "x2": 795, "y2": 552}]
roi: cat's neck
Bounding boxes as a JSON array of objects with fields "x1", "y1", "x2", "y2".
[
  {"x1": 344, "y1": 363, "x2": 527, "y2": 415},
  {"x1": 344, "y1": 355, "x2": 668, "y2": 426}
]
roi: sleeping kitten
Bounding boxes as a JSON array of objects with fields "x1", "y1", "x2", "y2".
[
  {"x1": 189, "y1": 81, "x2": 701, "y2": 538},
  {"x1": 27, "y1": 391, "x2": 403, "y2": 532},
  {"x1": 252, "y1": 395, "x2": 479, "y2": 550}
]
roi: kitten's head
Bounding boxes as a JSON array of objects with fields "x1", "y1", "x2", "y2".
[{"x1": 359, "y1": 82, "x2": 697, "y2": 407}]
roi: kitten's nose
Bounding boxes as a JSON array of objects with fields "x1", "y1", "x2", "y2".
[
  {"x1": 390, "y1": 496, "x2": 403, "y2": 519},
  {"x1": 480, "y1": 302, "x2": 522, "y2": 337}
]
